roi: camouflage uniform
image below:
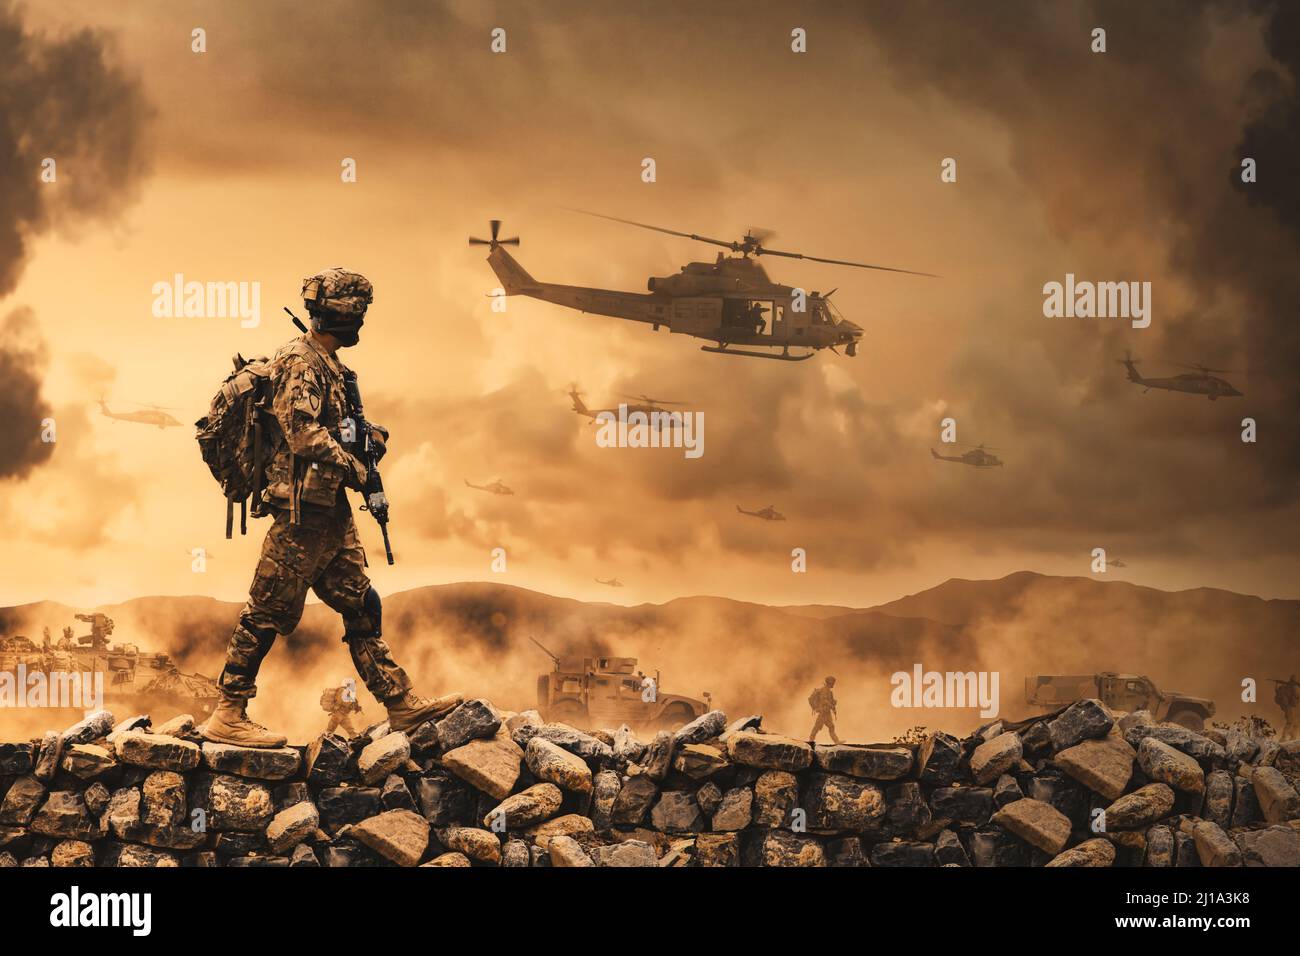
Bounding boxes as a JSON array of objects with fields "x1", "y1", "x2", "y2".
[
  {"x1": 808, "y1": 681, "x2": 841, "y2": 743},
  {"x1": 1278, "y1": 677, "x2": 1298, "y2": 740},
  {"x1": 218, "y1": 329, "x2": 411, "y2": 705},
  {"x1": 323, "y1": 684, "x2": 363, "y2": 737}
]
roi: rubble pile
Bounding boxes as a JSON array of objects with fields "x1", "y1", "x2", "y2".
[{"x1": 1, "y1": 698, "x2": 1298, "y2": 867}]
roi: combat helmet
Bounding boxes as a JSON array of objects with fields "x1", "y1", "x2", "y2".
[{"x1": 301, "y1": 267, "x2": 373, "y2": 346}]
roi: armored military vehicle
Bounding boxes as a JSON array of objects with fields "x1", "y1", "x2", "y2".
[
  {"x1": 1025, "y1": 672, "x2": 1215, "y2": 730},
  {"x1": 531, "y1": 637, "x2": 710, "y2": 731},
  {"x1": 0, "y1": 614, "x2": 221, "y2": 718}
]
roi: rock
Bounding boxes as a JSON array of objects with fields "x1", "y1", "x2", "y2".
[
  {"x1": 1104, "y1": 783, "x2": 1176, "y2": 829},
  {"x1": 266, "y1": 801, "x2": 319, "y2": 853},
  {"x1": 1234, "y1": 825, "x2": 1300, "y2": 867},
  {"x1": 102, "y1": 843, "x2": 179, "y2": 867},
  {"x1": 970, "y1": 732, "x2": 1022, "y2": 785},
  {"x1": 192, "y1": 774, "x2": 274, "y2": 831},
  {"x1": 153, "y1": 714, "x2": 194, "y2": 738},
  {"x1": 380, "y1": 774, "x2": 415, "y2": 812},
  {"x1": 422, "y1": 851, "x2": 472, "y2": 867},
  {"x1": 641, "y1": 731, "x2": 675, "y2": 780},
  {"x1": 31, "y1": 791, "x2": 98, "y2": 840},
  {"x1": 935, "y1": 829, "x2": 970, "y2": 866},
  {"x1": 1045, "y1": 837, "x2": 1116, "y2": 867},
  {"x1": 141, "y1": 771, "x2": 187, "y2": 828},
  {"x1": 804, "y1": 773, "x2": 886, "y2": 830},
  {"x1": 1251, "y1": 767, "x2": 1300, "y2": 823},
  {"x1": 727, "y1": 732, "x2": 813, "y2": 772},
  {"x1": 442, "y1": 734, "x2": 523, "y2": 800},
  {"x1": 712, "y1": 788, "x2": 754, "y2": 831},
  {"x1": 1192, "y1": 821, "x2": 1242, "y2": 867},
  {"x1": 1123, "y1": 723, "x2": 1226, "y2": 766},
  {"x1": 1137, "y1": 737, "x2": 1205, "y2": 794},
  {"x1": 485, "y1": 783, "x2": 563, "y2": 830},
  {"x1": 289, "y1": 843, "x2": 320, "y2": 867},
  {"x1": 993, "y1": 774, "x2": 1022, "y2": 808},
  {"x1": 33, "y1": 732, "x2": 63, "y2": 782},
  {"x1": 1145, "y1": 825, "x2": 1175, "y2": 866},
  {"x1": 917, "y1": 732, "x2": 962, "y2": 786},
  {"x1": 593, "y1": 839, "x2": 657, "y2": 867},
  {"x1": 317, "y1": 786, "x2": 382, "y2": 832},
  {"x1": 753, "y1": 770, "x2": 799, "y2": 827},
  {"x1": 759, "y1": 830, "x2": 825, "y2": 867},
  {"x1": 611, "y1": 775, "x2": 658, "y2": 826},
  {"x1": 523, "y1": 813, "x2": 593, "y2": 850},
  {"x1": 502, "y1": 839, "x2": 530, "y2": 867},
  {"x1": 695, "y1": 832, "x2": 740, "y2": 867},
  {"x1": 967, "y1": 827, "x2": 1031, "y2": 866},
  {"x1": 673, "y1": 710, "x2": 727, "y2": 746},
  {"x1": 525, "y1": 736, "x2": 593, "y2": 794},
  {"x1": 930, "y1": 786, "x2": 994, "y2": 824},
  {"x1": 352, "y1": 809, "x2": 430, "y2": 866},
  {"x1": 672, "y1": 743, "x2": 728, "y2": 780},
  {"x1": 440, "y1": 825, "x2": 502, "y2": 864},
  {"x1": 83, "y1": 782, "x2": 110, "y2": 816},
  {"x1": 1053, "y1": 733, "x2": 1136, "y2": 801},
  {"x1": 612, "y1": 725, "x2": 646, "y2": 764},
  {"x1": 62, "y1": 744, "x2": 117, "y2": 780},
  {"x1": 991, "y1": 797, "x2": 1071, "y2": 855},
  {"x1": 63, "y1": 711, "x2": 115, "y2": 746},
  {"x1": 435, "y1": 699, "x2": 502, "y2": 751},
  {"x1": 533, "y1": 724, "x2": 612, "y2": 762},
  {"x1": 201, "y1": 742, "x2": 300, "y2": 781},
  {"x1": 304, "y1": 734, "x2": 351, "y2": 787},
  {"x1": 1203, "y1": 770, "x2": 1233, "y2": 826},
  {"x1": 357, "y1": 732, "x2": 411, "y2": 786},
  {"x1": 505, "y1": 710, "x2": 544, "y2": 748},
  {"x1": 549, "y1": 834, "x2": 594, "y2": 867},
  {"x1": 649, "y1": 790, "x2": 703, "y2": 833},
  {"x1": 814, "y1": 744, "x2": 912, "y2": 780},
  {"x1": 1047, "y1": 698, "x2": 1114, "y2": 750},
  {"x1": 0, "y1": 743, "x2": 35, "y2": 775},
  {"x1": 886, "y1": 781, "x2": 931, "y2": 832},
  {"x1": 591, "y1": 770, "x2": 620, "y2": 829},
  {"x1": 414, "y1": 773, "x2": 471, "y2": 826},
  {"x1": 116, "y1": 733, "x2": 202, "y2": 772},
  {"x1": 0, "y1": 776, "x2": 47, "y2": 825},
  {"x1": 50, "y1": 840, "x2": 96, "y2": 867},
  {"x1": 870, "y1": 841, "x2": 935, "y2": 867}
]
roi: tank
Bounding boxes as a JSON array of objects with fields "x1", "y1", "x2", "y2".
[
  {"x1": 0, "y1": 614, "x2": 221, "y2": 719},
  {"x1": 530, "y1": 637, "x2": 710, "y2": 731}
]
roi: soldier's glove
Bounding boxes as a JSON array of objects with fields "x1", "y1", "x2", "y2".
[{"x1": 344, "y1": 452, "x2": 369, "y2": 491}]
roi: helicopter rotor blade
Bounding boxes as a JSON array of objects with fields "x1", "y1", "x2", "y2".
[
  {"x1": 755, "y1": 246, "x2": 940, "y2": 277},
  {"x1": 617, "y1": 393, "x2": 688, "y2": 405},
  {"x1": 565, "y1": 208, "x2": 739, "y2": 251}
]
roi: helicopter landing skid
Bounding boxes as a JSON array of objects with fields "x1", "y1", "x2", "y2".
[{"x1": 701, "y1": 343, "x2": 815, "y2": 362}]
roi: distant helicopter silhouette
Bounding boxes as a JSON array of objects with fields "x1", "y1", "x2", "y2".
[
  {"x1": 98, "y1": 398, "x2": 183, "y2": 429},
  {"x1": 1118, "y1": 351, "x2": 1244, "y2": 400},
  {"x1": 737, "y1": 504, "x2": 786, "y2": 521},
  {"x1": 567, "y1": 384, "x2": 689, "y2": 429},
  {"x1": 465, "y1": 479, "x2": 515, "y2": 496},
  {"x1": 931, "y1": 443, "x2": 1003, "y2": 468},
  {"x1": 595, "y1": 576, "x2": 624, "y2": 588}
]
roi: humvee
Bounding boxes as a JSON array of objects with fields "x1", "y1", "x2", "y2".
[
  {"x1": 1025, "y1": 672, "x2": 1215, "y2": 730},
  {"x1": 531, "y1": 638, "x2": 710, "y2": 731}
]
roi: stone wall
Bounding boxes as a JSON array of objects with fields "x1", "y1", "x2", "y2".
[{"x1": 1, "y1": 699, "x2": 1298, "y2": 867}]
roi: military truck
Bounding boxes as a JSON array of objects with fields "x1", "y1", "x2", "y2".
[
  {"x1": 1025, "y1": 672, "x2": 1215, "y2": 730},
  {"x1": 0, "y1": 615, "x2": 221, "y2": 718},
  {"x1": 531, "y1": 637, "x2": 710, "y2": 731}
]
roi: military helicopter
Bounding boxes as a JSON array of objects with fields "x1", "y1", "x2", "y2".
[
  {"x1": 595, "y1": 576, "x2": 624, "y2": 588},
  {"x1": 97, "y1": 398, "x2": 183, "y2": 428},
  {"x1": 470, "y1": 213, "x2": 937, "y2": 362},
  {"x1": 465, "y1": 478, "x2": 515, "y2": 496},
  {"x1": 931, "y1": 443, "x2": 1004, "y2": 468},
  {"x1": 1118, "y1": 351, "x2": 1244, "y2": 400},
  {"x1": 567, "y1": 384, "x2": 690, "y2": 428},
  {"x1": 737, "y1": 504, "x2": 786, "y2": 521}
]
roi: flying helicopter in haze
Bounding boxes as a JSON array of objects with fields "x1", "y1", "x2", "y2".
[
  {"x1": 595, "y1": 576, "x2": 624, "y2": 588},
  {"x1": 567, "y1": 384, "x2": 690, "y2": 429},
  {"x1": 470, "y1": 212, "x2": 937, "y2": 362},
  {"x1": 931, "y1": 443, "x2": 1004, "y2": 468},
  {"x1": 465, "y1": 479, "x2": 515, "y2": 496},
  {"x1": 1118, "y1": 351, "x2": 1244, "y2": 400},
  {"x1": 737, "y1": 504, "x2": 786, "y2": 521},
  {"x1": 97, "y1": 399, "x2": 183, "y2": 429}
]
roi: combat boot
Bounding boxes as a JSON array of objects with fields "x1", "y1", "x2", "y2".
[
  {"x1": 201, "y1": 698, "x2": 288, "y2": 749},
  {"x1": 385, "y1": 691, "x2": 464, "y2": 732}
]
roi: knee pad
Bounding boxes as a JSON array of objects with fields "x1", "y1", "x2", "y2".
[{"x1": 342, "y1": 587, "x2": 382, "y2": 642}]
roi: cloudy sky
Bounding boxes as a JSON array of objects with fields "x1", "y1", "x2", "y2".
[{"x1": 3, "y1": 0, "x2": 1298, "y2": 611}]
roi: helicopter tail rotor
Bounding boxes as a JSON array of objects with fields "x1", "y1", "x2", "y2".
[{"x1": 468, "y1": 219, "x2": 520, "y2": 249}]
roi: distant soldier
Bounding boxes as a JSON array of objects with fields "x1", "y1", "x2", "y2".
[
  {"x1": 321, "y1": 681, "x2": 363, "y2": 738},
  {"x1": 1275, "y1": 674, "x2": 1299, "y2": 740},
  {"x1": 808, "y1": 676, "x2": 841, "y2": 743}
]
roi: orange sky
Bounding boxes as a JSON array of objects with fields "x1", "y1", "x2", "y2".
[{"x1": 4, "y1": 0, "x2": 1298, "y2": 613}]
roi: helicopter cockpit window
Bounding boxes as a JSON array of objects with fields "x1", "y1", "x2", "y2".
[{"x1": 811, "y1": 301, "x2": 831, "y2": 324}]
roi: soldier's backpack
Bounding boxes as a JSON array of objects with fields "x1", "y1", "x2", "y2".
[
  {"x1": 319, "y1": 687, "x2": 339, "y2": 712},
  {"x1": 195, "y1": 354, "x2": 275, "y2": 537},
  {"x1": 808, "y1": 689, "x2": 820, "y2": 709}
]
